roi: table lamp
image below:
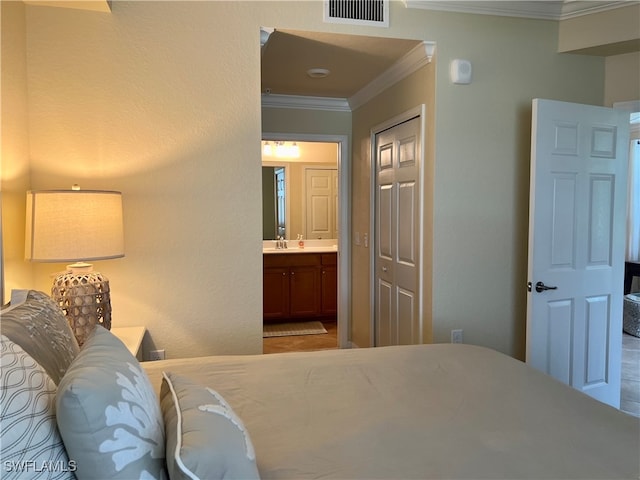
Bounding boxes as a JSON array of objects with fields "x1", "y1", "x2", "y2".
[{"x1": 25, "y1": 187, "x2": 124, "y2": 345}]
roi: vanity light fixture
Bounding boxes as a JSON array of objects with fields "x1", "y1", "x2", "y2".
[
  {"x1": 289, "y1": 142, "x2": 300, "y2": 158},
  {"x1": 25, "y1": 185, "x2": 124, "y2": 345},
  {"x1": 262, "y1": 141, "x2": 300, "y2": 159}
]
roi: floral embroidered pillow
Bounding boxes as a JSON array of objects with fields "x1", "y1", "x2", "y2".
[
  {"x1": 1, "y1": 290, "x2": 79, "y2": 384},
  {"x1": 56, "y1": 326, "x2": 166, "y2": 479},
  {"x1": 160, "y1": 372, "x2": 259, "y2": 480}
]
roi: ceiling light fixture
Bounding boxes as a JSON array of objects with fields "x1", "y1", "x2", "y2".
[{"x1": 307, "y1": 68, "x2": 331, "y2": 79}]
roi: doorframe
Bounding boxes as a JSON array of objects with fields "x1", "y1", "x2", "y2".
[
  {"x1": 369, "y1": 105, "x2": 426, "y2": 346},
  {"x1": 263, "y1": 132, "x2": 351, "y2": 349}
]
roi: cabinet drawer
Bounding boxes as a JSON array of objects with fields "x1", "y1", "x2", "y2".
[
  {"x1": 321, "y1": 253, "x2": 337, "y2": 265},
  {"x1": 263, "y1": 253, "x2": 322, "y2": 268}
]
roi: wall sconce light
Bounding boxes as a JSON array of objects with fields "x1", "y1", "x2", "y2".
[{"x1": 25, "y1": 186, "x2": 124, "y2": 345}]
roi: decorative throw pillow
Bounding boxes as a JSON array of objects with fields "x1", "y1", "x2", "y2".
[
  {"x1": 160, "y1": 372, "x2": 259, "y2": 480},
  {"x1": 56, "y1": 326, "x2": 166, "y2": 479},
  {"x1": 0, "y1": 335, "x2": 76, "y2": 480},
  {"x1": 0, "y1": 290, "x2": 79, "y2": 385}
]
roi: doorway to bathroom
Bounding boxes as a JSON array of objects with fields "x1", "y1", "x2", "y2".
[{"x1": 262, "y1": 133, "x2": 350, "y2": 351}]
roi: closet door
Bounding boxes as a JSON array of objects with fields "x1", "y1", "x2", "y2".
[{"x1": 374, "y1": 116, "x2": 421, "y2": 346}]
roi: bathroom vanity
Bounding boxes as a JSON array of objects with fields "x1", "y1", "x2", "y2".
[{"x1": 263, "y1": 248, "x2": 337, "y2": 322}]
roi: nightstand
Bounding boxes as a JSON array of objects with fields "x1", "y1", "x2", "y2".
[{"x1": 111, "y1": 326, "x2": 146, "y2": 361}]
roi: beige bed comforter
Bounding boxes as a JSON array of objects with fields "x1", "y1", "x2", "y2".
[{"x1": 143, "y1": 344, "x2": 639, "y2": 479}]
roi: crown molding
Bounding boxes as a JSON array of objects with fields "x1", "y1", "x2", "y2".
[
  {"x1": 348, "y1": 41, "x2": 435, "y2": 111},
  {"x1": 403, "y1": 1, "x2": 633, "y2": 21},
  {"x1": 261, "y1": 94, "x2": 351, "y2": 112}
]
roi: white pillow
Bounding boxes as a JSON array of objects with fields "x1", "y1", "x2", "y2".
[{"x1": 0, "y1": 335, "x2": 75, "y2": 479}]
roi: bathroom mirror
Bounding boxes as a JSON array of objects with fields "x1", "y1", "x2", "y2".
[{"x1": 262, "y1": 141, "x2": 338, "y2": 241}]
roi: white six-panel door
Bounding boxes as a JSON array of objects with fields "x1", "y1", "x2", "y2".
[
  {"x1": 527, "y1": 99, "x2": 629, "y2": 407},
  {"x1": 375, "y1": 116, "x2": 421, "y2": 346},
  {"x1": 305, "y1": 168, "x2": 338, "y2": 239}
]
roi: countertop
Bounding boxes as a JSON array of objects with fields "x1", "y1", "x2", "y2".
[{"x1": 263, "y1": 240, "x2": 337, "y2": 254}]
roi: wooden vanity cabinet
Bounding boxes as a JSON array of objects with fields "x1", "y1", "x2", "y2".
[
  {"x1": 320, "y1": 253, "x2": 337, "y2": 316},
  {"x1": 263, "y1": 252, "x2": 337, "y2": 321},
  {"x1": 263, "y1": 266, "x2": 290, "y2": 319},
  {"x1": 289, "y1": 264, "x2": 321, "y2": 317}
]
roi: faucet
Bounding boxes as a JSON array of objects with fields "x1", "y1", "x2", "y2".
[{"x1": 275, "y1": 236, "x2": 288, "y2": 249}]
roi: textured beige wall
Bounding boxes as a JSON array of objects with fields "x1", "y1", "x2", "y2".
[
  {"x1": 262, "y1": 108, "x2": 352, "y2": 137},
  {"x1": 3, "y1": 1, "x2": 608, "y2": 359},
  {"x1": 1, "y1": 1, "x2": 33, "y2": 302},
  {"x1": 605, "y1": 52, "x2": 640, "y2": 106},
  {"x1": 558, "y1": 4, "x2": 640, "y2": 54},
  {"x1": 430, "y1": 13, "x2": 603, "y2": 358},
  {"x1": 20, "y1": 1, "x2": 272, "y2": 357}
]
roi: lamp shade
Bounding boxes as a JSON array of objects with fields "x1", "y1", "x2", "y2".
[{"x1": 25, "y1": 190, "x2": 124, "y2": 263}]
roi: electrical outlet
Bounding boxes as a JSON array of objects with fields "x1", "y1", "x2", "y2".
[
  {"x1": 148, "y1": 349, "x2": 165, "y2": 361},
  {"x1": 451, "y1": 329, "x2": 463, "y2": 344}
]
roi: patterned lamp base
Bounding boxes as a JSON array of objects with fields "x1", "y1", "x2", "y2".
[{"x1": 52, "y1": 270, "x2": 112, "y2": 346}]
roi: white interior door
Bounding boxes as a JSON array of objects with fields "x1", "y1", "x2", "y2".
[
  {"x1": 375, "y1": 116, "x2": 421, "y2": 346},
  {"x1": 527, "y1": 99, "x2": 629, "y2": 407},
  {"x1": 305, "y1": 169, "x2": 338, "y2": 239}
]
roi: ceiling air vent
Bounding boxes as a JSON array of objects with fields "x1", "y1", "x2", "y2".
[{"x1": 324, "y1": 0, "x2": 389, "y2": 27}]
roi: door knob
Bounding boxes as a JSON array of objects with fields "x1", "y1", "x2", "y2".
[
  {"x1": 382, "y1": 266, "x2": 388, "y2": 272},
  {"x1": 535, "y1": 281, "x2": 557, "y2": 293}
]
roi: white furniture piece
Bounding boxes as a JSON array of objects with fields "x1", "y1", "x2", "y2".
[
  {"x1": 624, "y1": 294, "x2": 640, "y2": 337},
  {"x1": 111, "y1": 326, "x2": 145, "y2": 360}
]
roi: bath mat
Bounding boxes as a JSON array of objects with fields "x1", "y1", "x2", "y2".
[{"x1": 263, "y1": 321, "x2": 328, "y2": 338}]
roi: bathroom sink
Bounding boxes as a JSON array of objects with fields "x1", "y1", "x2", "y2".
[{"x1": 263, "y1": 245, "x2": 337, "y2": 254}]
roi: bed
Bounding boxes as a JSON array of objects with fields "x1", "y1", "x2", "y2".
[
  {"x1": 142, "y1": 344, "x2": 639, "y2": 479},
  {"x1": 2, "y1": 290, "x2": 639, "y2": 480}
]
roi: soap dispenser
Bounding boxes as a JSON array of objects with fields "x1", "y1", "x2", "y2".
[{"x1": 297, "y1": 234, "x2": 304, "y2": 248}]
